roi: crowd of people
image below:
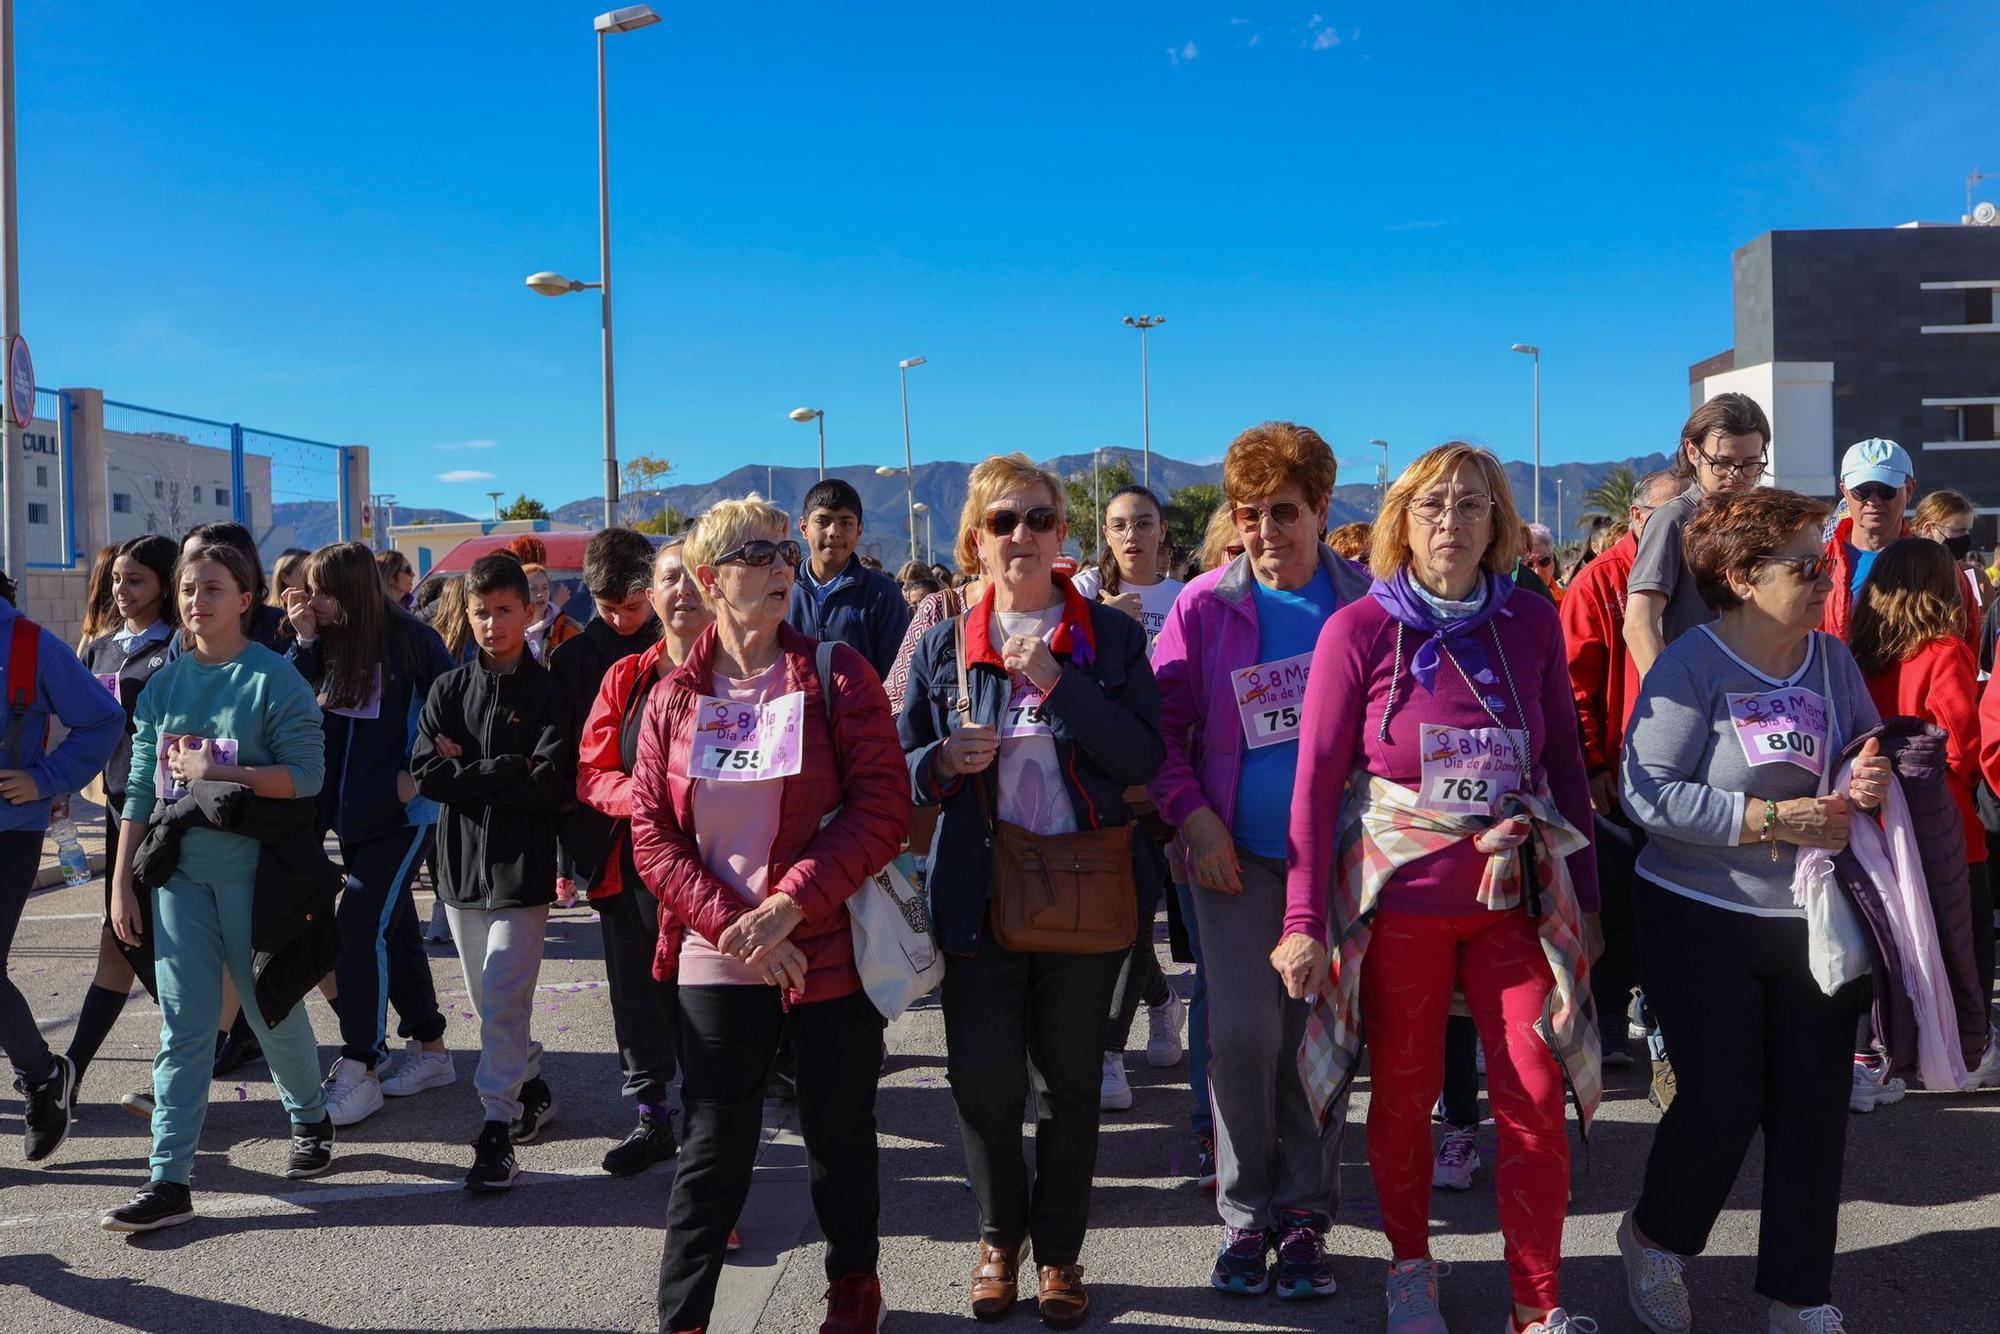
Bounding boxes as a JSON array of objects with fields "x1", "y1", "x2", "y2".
[{"x1": 1, "y1": 399, "x2": 1997, "y2": 1334}]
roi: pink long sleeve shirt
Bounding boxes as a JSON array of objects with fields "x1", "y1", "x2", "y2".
[{"x1": 1282, "y1": 587, "x2": 1599, "y2": 941}]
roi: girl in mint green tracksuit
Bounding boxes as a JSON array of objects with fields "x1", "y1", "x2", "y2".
[{"x1": 100, "y1": 543, "x2": 331, "y2": 1233}]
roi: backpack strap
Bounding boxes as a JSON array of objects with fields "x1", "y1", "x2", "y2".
[
  {"x1": 4, "y1": 617, "x2": 39, "y2": 769},
  {"x1": 813, "y1": 638, "x2": 838, "y2": 727}
]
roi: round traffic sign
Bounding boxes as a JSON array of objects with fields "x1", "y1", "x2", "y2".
[{"x1": 6, "y1": 335, "x2": 32, "y2": 428}]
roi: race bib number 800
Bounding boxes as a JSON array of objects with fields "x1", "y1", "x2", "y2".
[{"x1": 1727, "y1": 687, "x2": 1828, "y2": 777}]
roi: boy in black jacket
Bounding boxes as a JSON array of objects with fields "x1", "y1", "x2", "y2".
[{"x1": 412, "y1": 554, "x2": 575, "y2": 1191}]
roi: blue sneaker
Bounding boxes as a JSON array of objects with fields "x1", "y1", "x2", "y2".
[
  {"x1": 1210, "y1": 1226, "x2": 1272, "y2": 1295},
  {"x1": 1275, "y1": 1209, "x2": 1338, "y2": 1299}
]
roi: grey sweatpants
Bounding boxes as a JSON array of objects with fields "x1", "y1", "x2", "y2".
[
  {"x1": 1190, "y1": 847, "x2": 1346, "y2": 1231},
  {"x1": 444, "y1": 902, "x2": 549, "y2": 1124}
]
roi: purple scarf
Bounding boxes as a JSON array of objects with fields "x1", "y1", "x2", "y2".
[{"x1": 1370, "y1": 567, "x2": 1517, "y2": 709}]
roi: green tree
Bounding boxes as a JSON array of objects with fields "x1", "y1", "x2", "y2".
[
  {"x1": 1061, "y1": 457, "x2": 1134, "y2": 560},
  {"x1": 621, "y1": 453, "x2": 674, "y2": 525},
  {"x1": 499, "y1": 494, "x2": 549, "y2": 521},
  {"x1": 1166, "y1": 482, "x2": 1225, "y2": 565},
  {"x1": 1578, "y1": 464, "x2": 1636, "y2": 526},
  {"x1": 634, "y1": 503, "x2": 689, "y2": 536}
]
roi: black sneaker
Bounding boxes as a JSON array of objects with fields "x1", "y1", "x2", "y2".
[
  {"x1": 212, "y1": 1023, "x2": 264, "y2": 1077},
  {"x1": 510, "y1": 1077, "x2": 557, "y2": 1144},
  {"x1": 602, "y1": 1108, "x2": 678, "y2": 1177},
  {"x1": 1600, "y1": 1020, "x2": 1634, "y2": 1071},
  {"x1": 285, "y1": 1116, "x2": 336, "y2": 1179},
  {"x1": 120, "y1": 1086, "x2": 156, "y2": 1120},
  {"x1": 101, "y1": 1180, "x2": 195, "y2": 1233},
  {"x1": 465, "y1": 1120, "x2": 518, "y2": 1192},
  {"x1": 18, "y1": 1053, "x2": 77, "y2": 1163}
]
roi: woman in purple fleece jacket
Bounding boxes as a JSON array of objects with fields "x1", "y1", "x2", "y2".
[{"x1": 1274, "y1": 442, "x2": 1600, "y2": 1334}]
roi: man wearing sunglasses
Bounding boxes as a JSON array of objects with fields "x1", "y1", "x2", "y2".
[
  {"x1": 1819, "y1": 437, "x2": 1975, "y2": 645},
  {"x1": 1624, "y1": 392, "x2": 1773, "y2": 680},
  {"x1": 786, "y1": 479, "x2": 912, "y2": 682}
]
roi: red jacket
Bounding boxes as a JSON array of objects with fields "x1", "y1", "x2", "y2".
[
  {"x1": 1560, "y1": 531, "x2": 1640, "y2": 776},
  {"x1": 1822, "y1": 518, "x2": 1977, "y2": 645},
  {"x1": 1871, "y1": 636, "x2": 1985, "y2": 863},
  {"x1": 574, "y1": 640, "x2": 669, "y2": 899},
  {"x1": 627, "y1": 621, "x2": 909, "y2": 1003}
]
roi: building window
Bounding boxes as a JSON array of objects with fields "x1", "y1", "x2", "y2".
[
  {"x1": 1970, "y1": 288, "x2": 1996, "y2": 325},
  {"x1": 153, "y1": 480, "x2": 163, "y2": 499},
  {"x1": 192, "y1": 486, "x2": 203, "y2": 504},
  {"x1": 112, "y1": 493, "x2": 132, "y2": 513},
  {"x1": 26, "y1": 503, "x2": 46, "y2": 524},
  {"x1": 34, "y1": 465, "x2": 46, "y2": 487}
]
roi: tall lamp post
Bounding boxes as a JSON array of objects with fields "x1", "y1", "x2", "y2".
[
  {"x1": 897, "y1": 356, "x2": 925, "y2": 564},
  {"x1": 789, "y1": 407, "x2": 826, "y2": 479},
  {"x1": 911, "y1": 500, "x2": 932, "y2": 563},
  {"x1": 1122, "y1": 315, "x2": 1164, "y2": 488},
  {"x1": 1510, "y1": 343, "x2": 1541, "y2": 525},
  {"x1": 1368, "y1": 438, "x2": 1389, "y2": 516},
  {"x1": 525, "y1": 4, "x2": 660, "y2": 532},
  {"x1": 486, "y1": 490, "x2": 504, "y2": 521}
]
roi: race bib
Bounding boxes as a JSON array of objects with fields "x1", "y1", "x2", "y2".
[
  {"x1": 327, "y1": 665, "x2": 383, "y2": 720},
  {"x1": 156, "y1": 734, "x2": 239, "y2": 801},
  {"x1": 689, "y1": 691, "x2": 805, "y2": 783},
  {"x1": 1727, "y1": 687, "x2": 1828, "y2": 776},
  {"x1": 1418, "y1": 725, "x2": 1527, "y2": 815},
  {"x1": 94, "y1": 672, "x2": 120, "y2": 698},
  {"x1": 1231, "y1": 652, "x2": 1313, "y2": 750},
  {"x1": 1000, "y1": 675, "x2": 1053, "y2": 739}
]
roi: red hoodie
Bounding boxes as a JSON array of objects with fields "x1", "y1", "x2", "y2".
[
  {"x1": 1822, "y1": 517, "x2": 1977, "y2": 645},
  {"x1": 1872, "y1": 636, "x2": 1985, "y2": 863},
  {"x1": 1560, "y1": 530, "x2": 1640, "y2": 776},
  {"x1": 573, "y1": 640, "x2": 671, "y2": 899}
]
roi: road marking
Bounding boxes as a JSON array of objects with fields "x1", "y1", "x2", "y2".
[{"x1": 20, "y1": 911, "x2": 105, "y2": 921}]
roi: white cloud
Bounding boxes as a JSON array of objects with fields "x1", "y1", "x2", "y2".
[
  {"x1": 1248, "y1": 32, "x2": 1261, "y2": 46},
  {"x1": 435, "y1": 438, "x2": 497, "y2": 452},
  {"x1": 437, "y1": 469, "x2": 496, "y2": 483},
  {"x1": 1313, "y1": 27, "x2": 1340, "y2": 49},
  {"x1": 1166, "y1": 40, "x2": 1198, "y2": 66}
]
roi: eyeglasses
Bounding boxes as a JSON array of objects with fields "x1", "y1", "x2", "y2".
[
  {"x1": 1848, "y1": 482, "x2": 1899, "y2": 505},
  {"x1": 1105, "y1": 517, "x2": 1157, "y2": 535},
  {"x1": 982, "y1": 506, "x2": 1061, "y2": 538},
  {"x1": 1409, "y1": 494, "x2": 1496, "y2": 527},
  {"x1": 1696, "y1": 445, "x2": 1768, "y2": 479},
  {"x1": 1231, "y1": 501, "x2": 1305, "y2": 532},
  {"x1": 714, "y1": 539, "x2": 802, "y2": 569},
  {"x1": 1528, "y1": 554, "x2": 1555, "y2": 571},
  {"x1": 1754, "y1": 553, "x2": 1831, "y2": 582}
]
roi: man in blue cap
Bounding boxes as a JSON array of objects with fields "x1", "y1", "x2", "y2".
[{"x1": 1821, "y1": 437, "x2": 1974, "y2": 641}]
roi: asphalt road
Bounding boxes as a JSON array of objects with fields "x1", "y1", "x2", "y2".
[{"x1": 2, "y1": 868, "x2": 1995, "y2": 1333}]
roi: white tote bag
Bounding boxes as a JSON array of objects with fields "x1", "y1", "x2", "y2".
[
  {"x1": 812, "y1": 642, "x2": 945, "y2": 1020},
  {"x1": 1793, "y1": 634, "x2": 1874, "y2": 996}
]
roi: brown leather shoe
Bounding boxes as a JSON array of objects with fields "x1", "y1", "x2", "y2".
[
  {"x1": 970, "y1": 1239, "x2": 1023, "y2": 1321},
  {"x1": 1036, "y1": 1263, "x2": 1089, "y2": 1329}
]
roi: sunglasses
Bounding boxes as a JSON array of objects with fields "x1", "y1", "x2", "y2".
[
  {"x1": 982, "y1": 506, "x2": 1061, "y2": 538},
  {"x1": 1754, "y1": 553, "x2": 1831, "y2": 582},
  {"x1": 1528, "y1": 554, "x2": 1555, "y2": 570},
  {"x1": 1231, "y1": 501, "x2": 1305, "y2": 532},
  {"x1": 1848, "y1": 483, "x2": 1900, "y2": 505},
  {"x1": 714, "y1": 539, "x2": 802, "y2": 569}
]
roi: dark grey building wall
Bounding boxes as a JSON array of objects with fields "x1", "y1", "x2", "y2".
[{"x1": 1731, "y1": 227, "x2": 2000, "y2": 497}]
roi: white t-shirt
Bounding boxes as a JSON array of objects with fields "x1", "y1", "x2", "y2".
[
  {"x1": 1070, "y1": 567, "x2": 1184, "y2": 649},
  {"x1": 991, "y1": 606, "x2": 1077, "y2": 837}
]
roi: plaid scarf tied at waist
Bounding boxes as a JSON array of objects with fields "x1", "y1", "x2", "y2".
[{"x1": 1296, "y1": 773, "x2": 1603, "y2": 1133}]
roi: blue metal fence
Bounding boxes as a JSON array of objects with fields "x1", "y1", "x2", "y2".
[{"x1": 25, "y1": 387, "x2": 75, "y2": 569}]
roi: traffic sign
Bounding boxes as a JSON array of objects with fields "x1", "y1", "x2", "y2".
[{"x1": 6, "y1": 335, "x2": 32, "y2": 428}]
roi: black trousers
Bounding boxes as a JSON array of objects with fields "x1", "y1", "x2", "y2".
[
  {"x1": 1633, "y1": 879, "x2": 1864, "y2": 1307},
  {"x1": 944, "y1": 931, "x2": 1124, "y2": 1266},
  {"x1": 1590, "y1": 813, "x2": 1644, "y2": 1024},
  {"x1": 597, "y1": 871, "x2": 679, "y2": 1105},
  {"x1": 332, "y1": 826, "x2": 446, "y2": 1067},
  {"x1": 1105, "y1": 869, "x2": 1171, "y2": 1051},
  {"x1": 1969, "y1": 860, "x2": 1994, "y2": 1018},
  {"x1": 102, "y1": 812, "x2": 158, "y2": 998},
  {"x1": 657, "y1": 985, "x2": 883, "y2": 1332},
  {"x1": 1440, "y1": 1014, "x2": 1480, "y2": 1129},
  {"x1": 0, "y1": 830, "x2": 50, "y2": 1083}
]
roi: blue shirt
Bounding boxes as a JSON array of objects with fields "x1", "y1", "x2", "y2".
[
  {"x1": 1232, "y1": 565, "x2": 1338, "y2": 859},
  {"x1": 1847, "y1": 544, "x2": 1879, "y2": 602}
]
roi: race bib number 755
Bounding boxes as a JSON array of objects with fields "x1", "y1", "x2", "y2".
[{"x1": 689, "y1": 692, "x2": 805, "y2": 783}]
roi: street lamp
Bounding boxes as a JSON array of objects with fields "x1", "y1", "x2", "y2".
[
  {"x1": 486, "y1": 490, "x2": 504, "y2": 521},
  {"x1": 1368, "y1": 438, "x2": 1389, "y2": 517},
  {"x1": 911, "y1": 500, "x2": 932, "y2": 563},
  {"x1": 1510, "y1": 343, "x2": 1541, "y2": 525},
  {"x1": 524, "y1": 4, "x2": 660, "y2": 532},
  {"x1": 789, "y1": 407, "x2": 826, "y2": 479},
  {"x1": 897, "y1": 356, "x2": 925, "y2": 565},
  {"x1": 1122, "y1": 315, "x2": 1164, "y2": 488}
]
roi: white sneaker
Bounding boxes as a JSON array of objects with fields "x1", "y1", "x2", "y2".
[
  {"x1": 1513, "y1": 1310, "x2": 1598, "y2": 1333},
  {"x1": 1099, "y1": 1053, "x2": 1133, "y2": 1112},
  {"x1": 1963, "y1": 1025, "x2": 2000, "y2": 1090},
  {"x1": 1848, "y1": 1056, "x2": 1906, "y2": 1113},
  {"x1": 1145, "y1": 992, "x2": 1186, "y2": 1068},
  {"x1": 1617, "y1": 1210, "x2": 1691, "y2": 1334},
  {"x1": 1769, "y1": 1301, "x2": 1847, "y2": 1333},
  {"x1": 379, "y1": 1040, "x2": 456, "y2": 1097},
  {"x1": 1431, "y1": 1127, "x2": 1481, "y2": 1191},
  {"x1": 322, "y1": 1057, "x2": 384, "y2": 1127},
  {"x1": 1384, "y1": 1258, "x2": 1448, "y2": 1334}
]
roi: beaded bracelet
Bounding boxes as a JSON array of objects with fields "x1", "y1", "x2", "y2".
[{"x1": 1761, "y1": 799, "x2": 1780, "y2": 862}]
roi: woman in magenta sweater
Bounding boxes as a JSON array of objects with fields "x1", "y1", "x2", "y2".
[{"x1": 1273, "y1": 442, "x2": 1601, "y2": 1334}]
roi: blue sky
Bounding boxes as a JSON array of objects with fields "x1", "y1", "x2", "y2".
[{"x1": 17, "y1": 3, "x2": 1997, "y2": 513}]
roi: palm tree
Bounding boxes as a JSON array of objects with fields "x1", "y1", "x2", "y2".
[{"x1": 1578, "y1": 464, "x2": 1636, "y2": 525}]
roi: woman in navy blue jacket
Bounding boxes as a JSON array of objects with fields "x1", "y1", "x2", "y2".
[
  {"x1": 285, "y1": 542, "x2": 456, "y2": 1127},
  {"x1": 0, "y1": 565, "x2": 123, "y2": 1163}
]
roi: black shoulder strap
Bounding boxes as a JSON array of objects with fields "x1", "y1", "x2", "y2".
[{"x1": 813, "y1": 638, "x2": 837, "y2": 726}]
